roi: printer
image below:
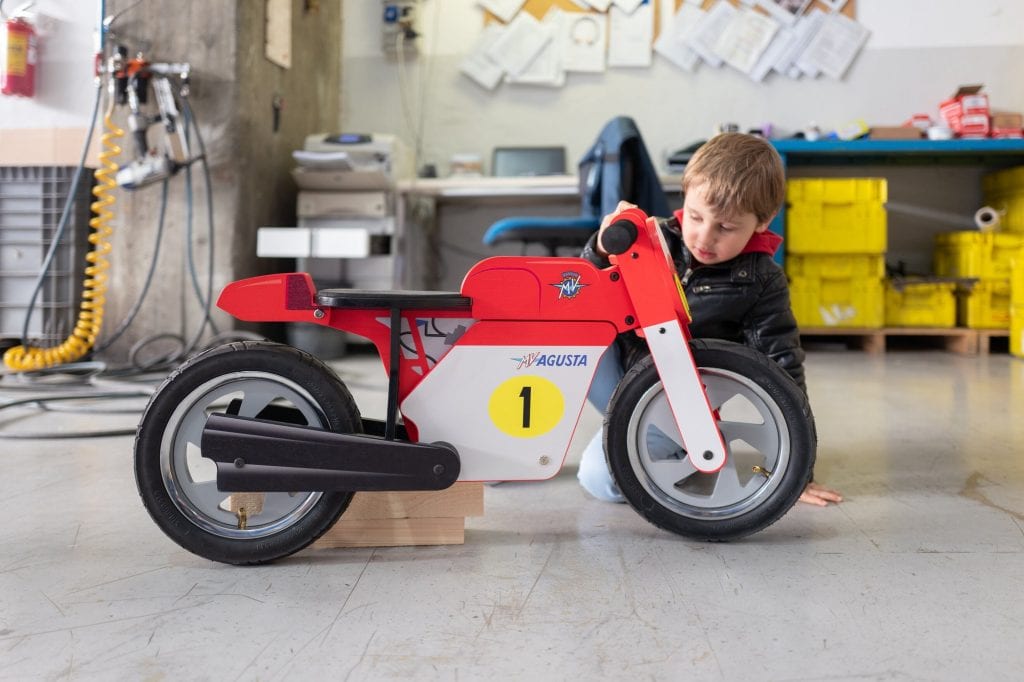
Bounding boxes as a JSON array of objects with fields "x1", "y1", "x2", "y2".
[
  {"x1": 257, "y1": 133, "x2": 407, "y2": 285},
  {"x1": 290, "y1": 132, "x2": 410, "y2": 190}
]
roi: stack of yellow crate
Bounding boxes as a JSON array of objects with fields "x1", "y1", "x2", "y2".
[
  {"x1": 785, "y1": 178, "x2": 887, "y2": 328},
  {"x1": 983, "y1": 166, "x2": 1024, "y2": 357},
  {"x1": 1012, "y1": 249, "x2": 1024, "y2": 358},
  {"x1": 933, "y1": 231, "x2": 1024, "y2": 329}
]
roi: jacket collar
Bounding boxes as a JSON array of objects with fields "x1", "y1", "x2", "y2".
[{"x1": 671, "y1": 209, "x2": 783, "y2": 258}]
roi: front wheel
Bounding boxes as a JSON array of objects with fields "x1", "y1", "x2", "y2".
[
  {"x1": 605, "y1": 339, "x2": 816, "y2": 541},
  {"x1": 134, "y1": 341, "x2": 362, "y2": 564}
]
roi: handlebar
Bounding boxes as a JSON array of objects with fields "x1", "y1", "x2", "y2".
[{"x1": 601, "y1": 219, "x2": 638, "y2": 255}]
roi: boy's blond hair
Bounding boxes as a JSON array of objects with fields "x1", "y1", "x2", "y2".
[{"x1": 681, "y1": 133, "x2": 785, "y2": 224}]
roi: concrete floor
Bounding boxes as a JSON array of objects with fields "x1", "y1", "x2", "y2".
[{"x1": 1, "y1": 349, "x2": 1023, "y2": 680}]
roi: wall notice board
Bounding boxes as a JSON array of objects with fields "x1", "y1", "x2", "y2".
[
  {"x1": 469, "y1": 0, "x2": 866, "y2": 90},
  {"x1": 484, "y1": 0, "x2": 856, "y2": 32}
]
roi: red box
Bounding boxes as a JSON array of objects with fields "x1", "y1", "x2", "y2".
[
  {"x1": 939, "y1": 85, "x2": 990, "y2": 134},
  {"x1": 902, "y1": 113, "x2": 932, "y2": 131}
]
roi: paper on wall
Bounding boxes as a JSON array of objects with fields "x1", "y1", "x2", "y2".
[
  {"x1": 584, "y1": 0, "x2": 613, "y2": 10},
  {"x1": 653, "y1": 3, "x2": 704, "y2": 73},
  {"x1": 713, "y1": 7, "x2": 779, "y2": 75},
  {"x1": 774, "y1": 8, "x2": 824, "y2": 77},
  {"x1": 507, "y1": 8, "x2": 566, "y2": 86},
  {"x1": 477, "y1": 0, "x2": 527, "y2": 23},
  {"x1": 797, "y1": 12, "x2": 869, "y2": 79},
  {"x1": 607, "y1": 2, "x2": 653, "y2": 68},
  {"x1": 792, "y1": 9, "x2": 829, "y2": 77},
  {"x1": 747, "y1": 24, "x2": 794, "y2": 82},
  {"x1": 485, "y1": 11, "x2": 553, "y2": 77},
  {"x1": 563, "y1": 12, "x2": 608, "y2": 73},
  {"x1": 459, "y1": 24, "x2": 507, "y2": 90},
  {"x1": 685, "y1": 1, "x2": 736, "y2": 69},
  {"x1": 755, "y1": 0, "x2": 811, "y2": 27}
]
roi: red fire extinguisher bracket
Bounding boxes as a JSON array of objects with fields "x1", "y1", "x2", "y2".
[{"x1": 2, "y1": 15, "x2": 38, "y2": 97}]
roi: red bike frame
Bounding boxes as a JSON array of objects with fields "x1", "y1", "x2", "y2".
[{"x1": 217, "y1": 208, "x2": 727, "y2": 481}]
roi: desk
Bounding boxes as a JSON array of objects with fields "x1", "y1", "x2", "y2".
[
  {"x1": 769, "y1": 138, "x2": 1024, "y2": 266},
  {"x1": 395, "y1": 175, "x2": 682, "y2": 290}
]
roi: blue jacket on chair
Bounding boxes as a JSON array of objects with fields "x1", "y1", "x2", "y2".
[{"x1": 579, "y1": 116, "x2": 671, "y2": 219}]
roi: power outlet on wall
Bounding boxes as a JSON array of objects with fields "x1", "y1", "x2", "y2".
[{"x1": 382, "y1": 1, "x2": 420, "y2": 56}]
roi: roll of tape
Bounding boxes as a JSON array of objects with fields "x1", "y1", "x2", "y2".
[{"x1": 974, "y1": 206, "x2": 1001, "y2": 231}]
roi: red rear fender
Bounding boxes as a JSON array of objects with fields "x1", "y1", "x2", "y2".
[{"x1": 217, "y1": 273, "x2": 318, "y2": 322}]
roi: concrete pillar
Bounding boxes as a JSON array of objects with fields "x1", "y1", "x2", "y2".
[{"x1": 99, "y1": 0, "x2": 340, "y2": 364}]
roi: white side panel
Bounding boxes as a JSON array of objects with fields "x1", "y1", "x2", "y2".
[
  {"x1": 256, "y1": 227, "x2": 312, "y2": 257},
  {"x1": 400, "y1": 346, "x2": 607, "y2": 481},
  {"x1": 311, "y1": 228, "x2": 372, "y2": 257},
  {"x1": 643, "y1": 322, "x2": 728, "y2": 472}
]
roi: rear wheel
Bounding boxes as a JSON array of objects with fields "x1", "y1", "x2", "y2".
[
  {"x1": 605, "y1": 339, "x2": 815, "y2": 540},
  {"x1": 134, "y1": 341, "x2": 362, "y2": 564}
]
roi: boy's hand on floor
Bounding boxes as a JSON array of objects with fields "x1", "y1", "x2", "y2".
[{"x1": 799, "y1": 481, "x2": 843, "y2": 507}]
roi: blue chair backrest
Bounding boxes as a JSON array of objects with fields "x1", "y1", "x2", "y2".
[{"x1": 577, "y1": 116, "x2": 671, "y2": 219}]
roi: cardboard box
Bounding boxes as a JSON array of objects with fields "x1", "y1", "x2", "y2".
[
  {"x1": 869, "y1": 126, "x2": 924, "y2": 140},
  {"x1": 0, "y1": 127, "x2": 101, "y2": 166},
  {"x1": 992, "y1": 111, "x2": 1023, "y2": 129}
]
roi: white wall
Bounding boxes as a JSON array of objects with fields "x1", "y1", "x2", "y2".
[
  {"x1": 339, "y1": 1, "x2": 1024, "y2": 174},
  {"x1": 0, "y1": 0, "x2": 100, "y2": 128}
]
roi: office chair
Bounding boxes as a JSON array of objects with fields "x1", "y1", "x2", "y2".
[{"x1": 482, "y1": 116, "x2": 670, "y2": 256}]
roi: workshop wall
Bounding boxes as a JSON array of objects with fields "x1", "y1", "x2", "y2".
[{"x1": 339, "y1": 1, "x2": 1024, "y2": 175}]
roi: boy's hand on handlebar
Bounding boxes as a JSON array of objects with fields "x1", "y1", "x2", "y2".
[
  {"x1": 596, "y1": 201, "x2": 639, "y2": 256},
  {"x1": 798, "y1": 481, "x2": 843, "y2": 507}
]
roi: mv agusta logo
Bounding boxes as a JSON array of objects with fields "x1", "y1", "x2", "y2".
[
  {"x1": 550, "y1": 271, "x2": 586, "y2": 299},
  {"x1": 511, "y1": 352, "x2": 589, "y2": 370}
]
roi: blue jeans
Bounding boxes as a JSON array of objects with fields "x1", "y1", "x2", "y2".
[{"x1": 578, "y1": 345, "x2": 626, "y2": 502}]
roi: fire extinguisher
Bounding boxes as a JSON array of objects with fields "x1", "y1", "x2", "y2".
[{"x1": 1, "y1": 7, "x2": 37, "y2": 97}]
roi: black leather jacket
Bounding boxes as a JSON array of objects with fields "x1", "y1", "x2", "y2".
[{"x1": 582, "y1": 216, "x2": 806, "y2": 392}]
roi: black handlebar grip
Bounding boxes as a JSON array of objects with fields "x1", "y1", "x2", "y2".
[{"x1": 602, "y1": 219, "x2": 638, "y2": 255}]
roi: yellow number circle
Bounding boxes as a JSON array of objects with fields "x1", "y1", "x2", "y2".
[{"x1": 488, "y1": 375, "x2": 564, "y2": 438}]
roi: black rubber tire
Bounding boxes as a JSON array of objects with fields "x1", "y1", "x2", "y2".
[
  {"x1": 134, "y1": 341, "x2": 362, "y2": 564},
  {"x1": 605, "y1": 338, "x2": 816, "y2": 541}
]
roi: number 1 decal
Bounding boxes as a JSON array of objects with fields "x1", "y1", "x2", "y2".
[
  {"x1": 489, "y1": 375, "x2": 564, "y2": 438},
  {"x1": 519, "y1": 386, "x2": 532, "y2": 428}
]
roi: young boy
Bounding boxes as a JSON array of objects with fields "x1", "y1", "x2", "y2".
[{"x1": 578, "y1": 132, "x2": 842, "y2": 507}]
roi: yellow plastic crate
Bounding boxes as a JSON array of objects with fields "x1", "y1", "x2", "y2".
[
  {"x1": 786, "y1": 253, "x2": 885, "y2": 280},
  {"x1": 884, "y1": 279, "x2": 957, "y2": 328},
  {"x1": 1012, "y1": 306, "x2": 1024, "y2": 358},
  {"x1": 790, "y1": 276, "x2": 884, "y2": 328},
  {"x1": 786, "y1": 203, "x2": 887, "y2": 254},
  {"x1": 785, "y1": 178, "x2": 888, "y2": 254},
  {"x1": 934, "y1": 231, "x2": 1024, "y2": 279},
  {"x1": 1013, "y1": 249, "x2": 1024, "y2": 308},
  {"x1": 983, "y1": 167, "x2": 1024, "y2": 233},
  {"x1": 787, "y1": 178, "x2": 888, "y2": 204},
  {"x1": 958, "y1": 279, "x2": 1012, "y2": 329},
  {"x1": 982, "y1": 166, "x2": 1024, "y2": 196}
]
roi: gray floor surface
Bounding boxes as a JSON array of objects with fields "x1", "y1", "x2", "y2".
[{"x1": 1, "y1": 349, "x2": 1023, "y2": 681}]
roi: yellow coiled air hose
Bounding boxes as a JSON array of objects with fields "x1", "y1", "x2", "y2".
[{"x1": 3, "y1": 108, "x2": 123, "y2": 371}]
